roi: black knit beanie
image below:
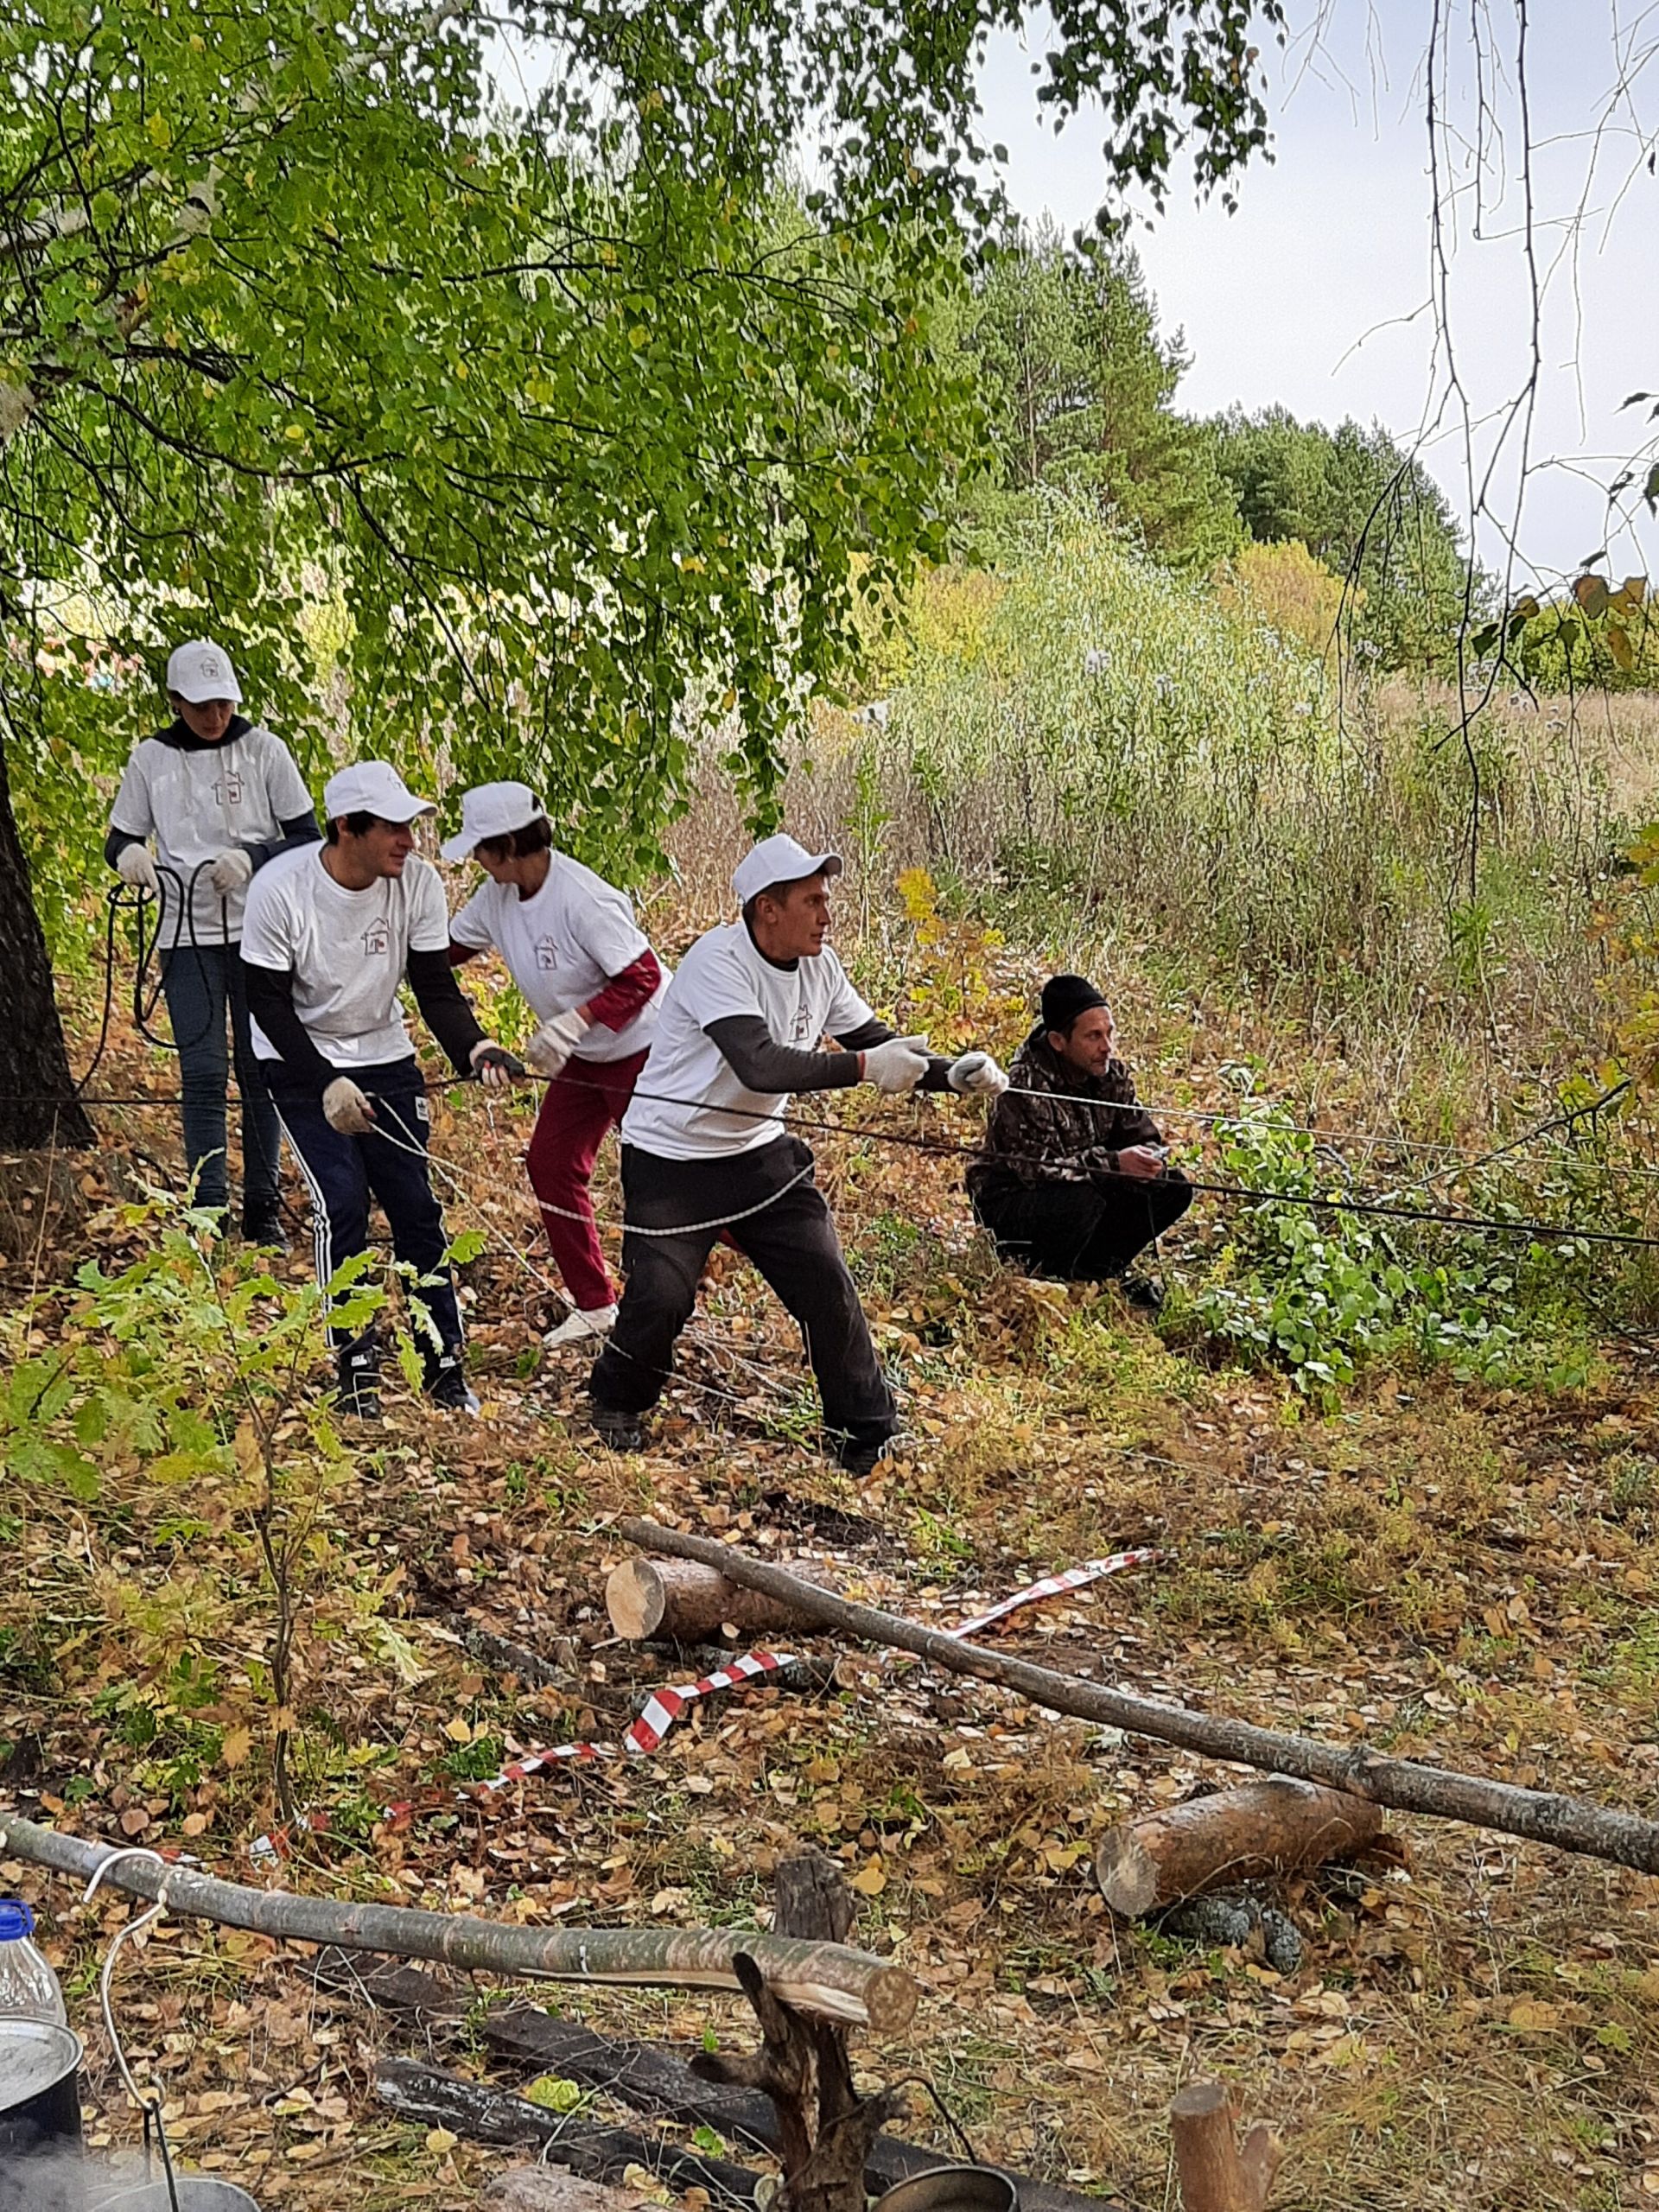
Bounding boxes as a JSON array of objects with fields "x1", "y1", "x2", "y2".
[{"x1": 1040, "y1": 973, "x2": 1109, "y2": 1035}]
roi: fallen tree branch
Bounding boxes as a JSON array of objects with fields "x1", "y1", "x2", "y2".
[
  {"x1": 614, "y1": 1520, "x2": 1659, "y2": 1878},
  {"x1": 323, "y1": 1961, "x2": 1126, "y2": 2212},
  {"x1": 373, "y1": 2057, "x2": 763, "y2": 2204},
  {"x1": 0, "y1": 1812, "x2": 916, "y2": 2031}
]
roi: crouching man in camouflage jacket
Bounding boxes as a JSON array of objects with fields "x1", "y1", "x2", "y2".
[{"x1": 965, "y1": 974, "x2": 1191, "y2": 1307}]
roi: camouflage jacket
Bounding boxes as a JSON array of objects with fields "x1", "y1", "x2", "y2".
[{"x1": 965, "y1": 1023, "x2": 1161, "y2": 1205}]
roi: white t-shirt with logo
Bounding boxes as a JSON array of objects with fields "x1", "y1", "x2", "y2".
[
  {"x1": 622, "y1": 921, "x2": 874, "y2": 1160},
  {"x1": 110, "y1": 725, "x2": 313, "y2": 947},
  {"x1": 448, "y1": 854, "x2": 662, "y2": 1064},
  {"x1": 241, "y1": 847, "x2": 451, "y2": 1069}
]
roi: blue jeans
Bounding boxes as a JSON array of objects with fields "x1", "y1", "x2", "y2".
[
  {"x1": 268, "y1": 1058, "x2": 463, "y2": 1370},
  {"x1": 160, "y1": 943, "x2": 281, "y2": 1217}
]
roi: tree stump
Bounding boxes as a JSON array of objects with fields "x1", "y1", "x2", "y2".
[
  {"x1": 1169, "y1": 2084, "x2": 1281, "y2": 2212},
  {"x1": 693, "y1": 1850, "x2": 904, "y2": 2212},
  {"x1": 606, "y1": 1557, "x2": 821, "y2": 1643},
  {"x1": 1096, "y1": 1777, "x2": 1384, "y2": 1916}
]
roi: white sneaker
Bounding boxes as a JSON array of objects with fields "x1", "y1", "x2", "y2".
[{"x1": 543, "y1": 1304, "x2": 618, "y2": 1351}]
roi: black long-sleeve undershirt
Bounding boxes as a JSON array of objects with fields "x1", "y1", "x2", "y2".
[
  {"x1": 704, "y1": 1014, "x2": 952, "y2": 1096},
  {"x1": 405, "y1": 947, "x2": 487, "y2": 1071},
  {"x1": 241, "y1": 961, "x2": 335, "y2": 1092}
]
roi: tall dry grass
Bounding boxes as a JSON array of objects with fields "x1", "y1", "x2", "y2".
[{"x1": 665, "y1": 529, "x2": 1659, "y2": 1141}]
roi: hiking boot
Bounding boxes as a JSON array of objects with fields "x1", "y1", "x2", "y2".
[
  {"x1": 589, "y1": 1400, "x2": 645, "y2": 1453},
  {"x1": 1115, "y1": 1273, "x2": 1165, "y2": 1313},
  {"x1": 334, "y1": 1347, "x2": 382, "y2": 1421},
  {"x1": 543, "y1": 1303, "x2": 618, "y2": 1351},
  {"x1": 242, "y1": 1204, "x2": 289, "y2": 1254}
]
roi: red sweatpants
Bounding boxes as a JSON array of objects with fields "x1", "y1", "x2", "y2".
[{"x1": 525, "y1": 1048, "x2": 649, "y2": 1311}]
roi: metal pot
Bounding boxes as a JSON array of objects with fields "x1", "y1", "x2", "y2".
[
  {"x1": 0, "y1": 2018, "x2": 83, "y2": 2151},
  {"x1": 96, "y1": 2183, "x2": 261, "y2": 2212},
  {"x1": 874, "y1": 2166, "x2": 1020, "y2": 2212},
  {"x1": 0, "y1": 2018, "x2": 86, "y2": 2210}
]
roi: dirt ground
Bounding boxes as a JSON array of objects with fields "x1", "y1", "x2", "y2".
[{"x1": 3, "y1": 977, "x2": 1659, "y2": 2212}]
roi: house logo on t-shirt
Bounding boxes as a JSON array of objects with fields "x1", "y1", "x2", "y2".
[
  {"x1": 535, "y1": 938, "x2": 558, "y2": 971},
  {"x1": 791, "y1": 1005, "x2": 811, "y2": 1041},
  {"x1": 213, "y1": 771, "x2": 244, "y2": 807},
  {"x1": 361, "y1": 918, "x2": 391, "y2": 957}
]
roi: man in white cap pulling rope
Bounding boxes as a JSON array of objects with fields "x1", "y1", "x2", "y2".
[
  {"x1": 588, "y1": 834, "x2": 1007, "y2": 1475},
  {"x1": 238, "y1": 761, "x2": 523, "y2": 1420},
  {"x1": 442, "y1": 781, "x2": 665, "y2": 1350}
]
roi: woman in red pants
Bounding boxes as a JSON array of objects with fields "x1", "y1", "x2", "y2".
[{"x1": 443, "y1": 783, "x2": 664, "y2": 1350}]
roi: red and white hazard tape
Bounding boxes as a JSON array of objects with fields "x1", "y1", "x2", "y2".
[
  {"x1": 623, "y1": 1648, "x2": 792, "y2": 1755},
  {"x1": 249, "y1": 1548, "x2": 1157, "y2": 1864},
  {"x1": 951, "y1": 1546, "x2": 1160, "y2": 1637}
]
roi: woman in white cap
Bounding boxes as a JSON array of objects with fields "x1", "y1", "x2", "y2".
[
  {"x1": 239, "y1": 762, "x2": 522, "y2": 1419},
  {"x1": 442, "y1": 782, "x2": 664, "y2": 1349},
  {"x1": 105, "y1": 639, "x2": 320, "y2": 1244},
  {"x1": 588, "y1": 834, "x2": 1007, "y2": 1474}
]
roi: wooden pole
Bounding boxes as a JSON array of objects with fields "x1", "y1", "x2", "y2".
[
  {"x1": 0, "y1": 1811, "x2": 916, "y2": 2031},
  {"x1": 1169, "y1": 2084, "x2": 1281, "y2": 2212},
  {"x1": 1095, "y1": 1778, "x2": 1383, "y2": 1916},
  {"x1": 614, "y1": 1517, "x2": 1659, "y2": 1878}
]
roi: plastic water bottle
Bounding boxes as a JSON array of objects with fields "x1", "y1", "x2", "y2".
[{"x1": 0, "y1": 1900, "x2": 67, "y2": 2025}]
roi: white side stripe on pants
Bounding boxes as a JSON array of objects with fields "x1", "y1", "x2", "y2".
[{"x1": 273, "y1": 1102, "x2": 339, "y2": 1335}]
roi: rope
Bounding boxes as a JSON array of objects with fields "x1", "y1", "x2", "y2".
[
  {"x1": 16, "y1": 1054, "x2": 1659, "y2": 1253},
  {"x1": 18, "y1": 900, "x2": 1659, "y2": 1250},
  {"x1": 369, "y1": 1095, "x2": 815, "y2": 1423}
]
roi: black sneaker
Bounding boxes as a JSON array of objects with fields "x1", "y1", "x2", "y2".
[
  {"x1": 425, "y1": 1357, "x2": 481, "y2": 1417},
  {"x1": 242, "y1": 1205, "x2": 289, "y2": 1254},
  {"x1": 589, "y1": 1401, "x2": 645, "y2": 1452},
  {"x1": 832, "y1": 1432, "x2": 906, "y2": 1478},
  {"x1": 1116, "y1": 1273, "x2": 1165, "y2": 1313},
  {"x1": 335, "y1": 1350, "x2": 382, "y2": 1421}
]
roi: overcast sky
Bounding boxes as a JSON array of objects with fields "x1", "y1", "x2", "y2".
[{"x1": 976, "y1": 3, "x2": 1659, "y2": 585}]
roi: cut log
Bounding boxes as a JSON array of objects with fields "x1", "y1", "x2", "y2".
[
  {"x1": 615, "y1": 1517, "x2": 1659, "y2": 1878},
  {"x1": 0, "y1": 1812, "x2": 917, "y2": 2031},
  {"x1": 606, "y1": 1556, "x2": 820, "y2": 1643},
  {"x1": 374, "y1": 2057, "x2": 761, "y2": 2202},
  {"x1": 1169, "y1": 2084, "x2": 1281, "y2": 2212},
  {"x1": 1095, "y1": 1778, "x2": 1384, "y2": 1917}
]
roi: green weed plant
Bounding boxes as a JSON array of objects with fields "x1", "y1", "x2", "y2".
[{"x1": 1177, "y1": 1089, "x2": 1599, "y2": 1400}]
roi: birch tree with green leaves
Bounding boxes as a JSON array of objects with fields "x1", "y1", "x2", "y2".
[{"x1": 0, "y1": 0, "x2": 1279, "y2": 1145}]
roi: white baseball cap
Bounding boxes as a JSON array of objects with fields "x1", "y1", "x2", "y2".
[
  {"x1": 322, "y1": 760, "x2": 435, "y2": 824},
  {"x1": 166, "y1": 639, "x2": 242, "y2": 705},
  {"x1": 731, "y1": 833, "x2": 843, "y2": 907},
  {"x1": 440, "y1": 780, "x2": 546, "y2": 861}
]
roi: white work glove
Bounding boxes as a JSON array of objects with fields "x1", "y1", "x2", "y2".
[
  {"x1": 862, "y1": 1034, "x2": 931, "y2": 1096},
  {"x1": 470, "y1": 1039, "x2": 526, "y2": 1089},
  {"x1": 115, "y1": 844, "x2": 159, "y2": 893},
  {"x1": 208, "y1": 847, "x2": 253, "y2": 896},
  {"x1": 947, "y1": 1050, "x2": 1009, "y2": 1096},
  {"x1": 524, "y1": 1008, "x2": 590, "y2": 1078},
  {"x1": 323, "y1": 1077, "x2": 377, "y2": 1135}
]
